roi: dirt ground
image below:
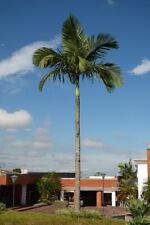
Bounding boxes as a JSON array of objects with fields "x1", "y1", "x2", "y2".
[{"x1": 16, "y1": 204, "x2": 128, "y2": 218}]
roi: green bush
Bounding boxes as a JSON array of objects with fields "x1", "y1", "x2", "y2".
[
  {"x1": 56, "y1": 209, "x2": 102, "y2": 219},
  {"x1": 53, "y1": 200, "x2": 68, "y2": 206},
  {"x1": 127, "y1": 198, "x2": 150, "y2": 225},
  {"x1": 128, "y1": 216, "x2": 150, "y2": 225},
  {"x1": 0, "y1": 202, "x2": 6, "y2": 213},
  {"x1": 127, "y1": 199, "x2": 149, "y2": 218}
]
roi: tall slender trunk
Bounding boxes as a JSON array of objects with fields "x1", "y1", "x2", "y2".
[{"x1": 75, "y1": 79, "x2": 80, "y2": 211}]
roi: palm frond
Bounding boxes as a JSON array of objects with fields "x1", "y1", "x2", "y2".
[
  {"x1": 33, "y1": 47, "x2": 61, "y2": 68},
  {"x1": 95, "y1": 63, "x2": 122, "y2": 92},
  {"x1": 62, "y1": 15, "x2": 88, "y2": 57},
  {"x1": 38, "y1": 69, "x2": 66, "y2": 91},
  {"x1": 86, "y1": 33, "x2": 119, "y2": 61},
  {"x1": 78, "y1": 56, "x2": 93, "y2": 73}
]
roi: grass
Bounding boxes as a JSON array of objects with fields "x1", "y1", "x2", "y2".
[
  {"x1": 0, "y1": 211, "x2": 126, "y2": 225},
  {"x1": 56, "y1": 208, "x2": 102, "y2": 219}
]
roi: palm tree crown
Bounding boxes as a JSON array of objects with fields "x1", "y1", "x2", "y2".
[{"x1": 33, "y1": 15, "x2": 122, "y2": 91}]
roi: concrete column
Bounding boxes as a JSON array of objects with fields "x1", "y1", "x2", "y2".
[
  {"x1": 111, "y1": 191, "x2": 116, "y2": 207},
  {"x1": 21, "y1": 184, "x2": 27, "y2": 205},
  {"x1": 96, "y1": 191, "x2": 102, "y2": 208},
  {"x1": 60, "y1": 190, "x2": 64, "y2": 201}
]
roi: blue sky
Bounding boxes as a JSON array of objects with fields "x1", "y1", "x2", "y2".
[{"x1": 0, "y1": 0, "x2": 150, "y2": 176}]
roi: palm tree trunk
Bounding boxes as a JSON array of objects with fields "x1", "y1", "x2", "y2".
[{"x1": 75, "y1": 79, "x2": 80, "y2": 211}]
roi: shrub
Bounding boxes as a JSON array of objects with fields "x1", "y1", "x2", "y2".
[
  {"x1": 0, "y1": 202, "x2": 6, "y2": 213},
  {"x1": 127, "y1": 198, "x2": 150, "y2": 225},
  {"x1": 128, "y1": 216, "x2": 150, "y2": 225},
  {"x1": 53, "y1": 200, "x2": 68, "y2": 206},
  {"x1": 56, "y1": 209, "x2": 102, "y2": 219},
  {"x1": 127, "y1": 199, "x2": 149, "y2": 218}
]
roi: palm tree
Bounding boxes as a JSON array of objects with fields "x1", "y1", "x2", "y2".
[
  {"x1": 118, "y1": 179, "x2": 137, "y2": 207},
  {"x1": 33, "y1": 15, "x2": 122, "y2": 211},
  {"x1": 118, "y1": 159, "x2": 137, "y2": 180},
  {"x1": 118, "y1": 159, "x2": 137, "y2": 206}
]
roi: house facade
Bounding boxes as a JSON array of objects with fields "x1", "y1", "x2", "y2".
[
  {"x1": 60, "y1": 176, "x2": 118, "y2": 208},
  {"x1": 0, "y1": 171, "x2": 118, "y2": 208}
]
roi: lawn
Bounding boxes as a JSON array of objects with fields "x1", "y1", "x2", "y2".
[{"x1": 0, "y1": 211, "x2": 125, "y2": 225}]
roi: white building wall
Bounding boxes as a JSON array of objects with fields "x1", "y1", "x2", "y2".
[
  {"x1": 137, "y1": 164, "x2": 148, "y2": 199},
  {"x1": 111, "y1": 191, "x2": 116, "y2": 207}
]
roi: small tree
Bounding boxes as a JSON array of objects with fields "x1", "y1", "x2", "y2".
[
  {"x1": 127, "y1": 198, "x2": 150, "y2": 225},
  {"x1": 13, "y1": 168, "x2": 21, "y2": 173},
  {"x1": 118, "y1": 179, "x2": 137, "y2": 206},
  {"x1": 37, "y1": 172, "x2": 61, "y2": 204},
  {"x1": 118, "y1": 159, "x2": 137, "y2": 180},
  {"x1": 118, "y1": 159, "x2": 137, "y2": 206}
]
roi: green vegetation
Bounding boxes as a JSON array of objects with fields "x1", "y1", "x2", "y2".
[
  {"x1": 33, "y1": 14, "x2": 122, "y2": 211},
  {"x1": 0, "y1": 211, "x2": 125, "y2": 225},
  {"x1": 143, "y1": 178, "x2": 150, "y2": 207},
  {"x1": 13, "y1": 168, "x2": 21, "y2": 173},
  {"x1": 0, "y1": 202, "x2": 6, "y2": 214},
  {"x1": 127, "y1": 198, "x2": 149, "y2": 218},
  {"x1": 118, "y1": 159, "x2": 137, "y2": 206},
  {"x1": 127, "y1": 198, "x2": 150, "y2": 225},
  {"x1": 56, "y1": 208, "x2": 102, "y2": 219},
  {"x1": 33, "y1": 202, "x2": 48, "y2": 207},
  {"x1": 53, "y1": 200, "x2": 68, "y2": 206},
  {"x1": 37, "y1": 172, "x2": 61, "y2": 204}
]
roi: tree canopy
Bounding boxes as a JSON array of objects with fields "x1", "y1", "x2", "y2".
[
  {"x1": 37, "y1": 172, "x2": 61, "y2": 204},
  {"x1": 118, "y1": 159, "x2": 137, "y2": 206}
]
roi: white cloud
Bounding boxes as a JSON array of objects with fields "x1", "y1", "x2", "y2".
[
  {"x1": 11, "y1": 140, "x2": 30, "y2": 148},
  {"x1": 131, "y1": 59, "x2": 150, "y2": 75},
  {"x1": 32, "y1": 141, "x2": 52, "y2": 149},
  {"x1": 106, "y1": 0, "x2": 115, "y2": 5},
  {"x1": 82, "y1": 138, "x2": 106, "y2": 149},
  {"x1": 0, "y1": 109, "x2": 32, "y2": 129},
  {"x1": 11, "y1": 127, "x2": 52, "y2": 150},
  {"x1": 34, "y1": 128, "x2": 50, "y2": 142},
  {"x1": 0, "y1": 36, "x2": 60, "y2": 79}
]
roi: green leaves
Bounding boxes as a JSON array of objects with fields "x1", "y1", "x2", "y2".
[
  {"x1": 128, "y1": 199, "x2": 149, "y2": 219},
  {"x1": 32, "y1": 15, "x2": 122, "y2": 92},
  {"x1": 33, "y1": 47, "x2": 61, "y2": 68},
  {"x1": 37, "y1": 172, "x2": 61, "y2": 203},
  {"x1": 62, "y1": 15, "x2": 88, "y2": 57},
  {"x1": 118, "y1": 160, "x2": 137, "y2": 206},
  {"x1": 86, "y1": 33, "x2": 119, "y2": 61},
  {"x1": 78, "y1": 57, "x2": 93, "y2": 73},
  {"x1": 95, "y1": 63, "x2": 122, "y2": 92},
  {"x1": 143, "y1": 178, "x2": 150, "y2": 206},
  {"x1": 127, "y1": 199, "x2": 150, "y2": 225}
]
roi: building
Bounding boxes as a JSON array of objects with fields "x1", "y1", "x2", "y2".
[
  {"x1": 61, "y1": 176, "x2": 118, "y2": 207},
  {"x1": 134, "y1": 149, "x2": 150, "y2": 199},
  {"x1": 0, "y1": 170, "x2": 118, "y2": 208},
  {"x1": 0, "y1": 171, "x2": 75, "y2": 207}
]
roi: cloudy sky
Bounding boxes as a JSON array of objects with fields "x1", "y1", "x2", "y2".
[{"x1": 0, "y1": 0, "x2": 150, "y2": 176}]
